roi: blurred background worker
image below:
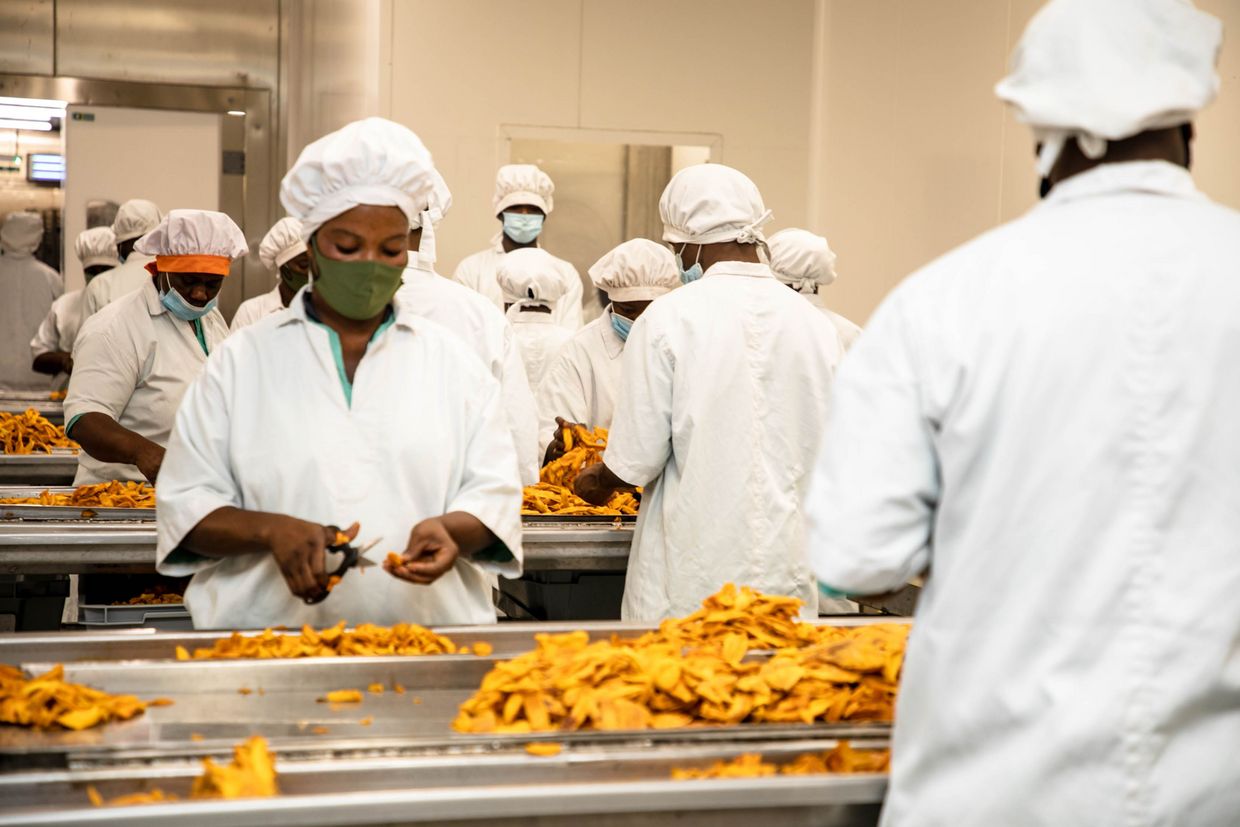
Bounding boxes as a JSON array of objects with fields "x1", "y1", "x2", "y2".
[
  {"x1": 66, "y1": 209, "x2": 243, "y2": 486},
  {"x1": 155, "y1": 117, "x2": 522, "y2": 629},
  {"x1": 496, "y1": 247, "x2": 575, "y2": 389},
  {"x1": 574, "y1": 164, "x2": 841, "y2": 621},
  {"x1": 394, "y1": 169, "x2": 541, "y2": 485},
  {"x1": 30, "y1": 227, "x2": 120, "y2": 386},
  {"x1": 768, "y1": 228, "x2": 862, "y2": 351},
  {"x1": 537, "y1": 238, "x2": 679, "y2": 461},
  {"x1": 81, "y1": 198, "x2": 163, "y2": 321},
  {"x1": 231, "y1": 216, "x2": 309, "y2": 332},
  {"x1": 805, "y1": 1, "x2": 1240, "y2": 825},
  {"x1": 0, "y1": 212, "x2": 63, "y2": 392},
  {"x1": 452, "y1": 164, "x2": 584, "y2": 331}
]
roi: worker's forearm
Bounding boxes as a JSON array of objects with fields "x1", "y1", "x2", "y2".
[
  {"x1": 69, "y1": 412, "x2": 161, "y2": 468},
  {"x1": 32, "y1": 352, "x2": 71, "y2": 376},
  {"x1": 576, "y1": 462, "x2": 631, "y2": 505},
  {"x1": 438, "y1": 511, "x2": 499, "y2": 557},
  {"x1": 181, "y1": 506, "x2": 296, "y2": 559}
]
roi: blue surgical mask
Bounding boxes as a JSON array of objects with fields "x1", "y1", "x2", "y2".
[
  {"x1": 502, "y1": 212, "x2": 544, "y2": 244},
  {"x1": 610, "y1": 310, "x2": 634, "y2": 342},
  {"x1": 675, "y1": 245, "x2": 703, "y2": 284},
  {"x1": 158, "y1": 274, "x2": 218, "y2": 321}
]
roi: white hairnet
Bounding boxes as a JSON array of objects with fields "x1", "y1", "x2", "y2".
[
  {"x1": 659, "y1": 164, "x2": 773, "y2": 246},
  {"x1": 496, "y1": 247, "x2": 568, "y2": 306},
  {"x1": 74, "y1": 226, "x2": 120, "y2": 269},
  {"x1": 767, "y1": 228, "x2": 838, "y2": 292},
  {"x1": 996, "y1": 0, "x2": 1222, "y2": 176},
  {"x1": 588, "y1": 238, "x2": 679, "y2": 301},
  {"x1": 409, "y1": 168, "x2": 453, "y2": 266},
  {"x1": 111, "y1": 199, "x2": 163, "y2": 243},
  {"x1": 493, "y1": 164, "x2": 554, "y2": 216},
  {"x1": 281, "y1": 117, "x2": 436, "y2": 241},
  {"x1": 135, "y1": 209, "x2": 248, "y2": 259},
  {"x1": 0, "y1": 212, "x2": 44, "y2": 256},
  {"x1": 258, "y1": 217, "x2": 306, "y2": 272}
]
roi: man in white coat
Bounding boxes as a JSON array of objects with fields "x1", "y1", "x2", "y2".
[
  {"x1": 768, "y1": 228, "x2": 862, "y2": 351},
  {"x1": 81, "y1": 199, "x2": 162, "y2": 321},
  {"x1": 0, "y1": 212, "x2": 62, "y2": 391},
  {"x1": 230, "y1": 216, "x2": 309, "y2": 332},
  {"x1": 395, "y1": 169, "x2": 541, "y2": 485},
  {"x1": 805, "y1": 2, "x2": 1239, "y2": 825},
  {"x1": 574, "y1": 164, "x2": 841, "y2": 621},
  {"x1": 451, "y1": 164, "x2": 584, "y2": 330},
  {"x1": 496, "y1": 247, "x2": 574, "y2": 389},
  {"x1": 536, "y1": 238, "x2": 679, "y2": 460}
]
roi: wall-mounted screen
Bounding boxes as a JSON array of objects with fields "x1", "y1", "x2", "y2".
[{"x1": 26, "y1": 153, "x2": 64, "y2": 184}]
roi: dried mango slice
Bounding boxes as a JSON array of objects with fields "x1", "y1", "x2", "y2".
[{"x1": 319, "y1": 690, "x2": 363, "y2": 704}]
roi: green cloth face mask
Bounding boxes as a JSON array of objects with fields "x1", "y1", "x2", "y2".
[
  {"x1": 279, "y1": 263, "x2": 310, "y2": 295},
  {"x1": 309, "y1": 237, "x2": 405, "y2": 320}
]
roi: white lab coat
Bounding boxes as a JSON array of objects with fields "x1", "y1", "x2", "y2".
[
  {"x1": 535, "y1": 309, "x2": 625, "y2": 454},
  {"x1": 452, "y1": 239, "x2": 585, "y2": 330},
  {"x1": 80, "y1": 253, "x2": 153, "y2": 321},
  {"x1": 0, "y1": 252, "x2": 61, "y2": 391},
  {"x1": 804, "y1": 293, "x2": 862, "y2": 351},
  {"x1": 605, "y1": 261, "x2": 840, "y2": 622},
  {"x1": 155, "y1": 289, "x2": 524, "y2": 630},
  {"x1": 29, "y1": 289, "x2": 85, "y2": 389},
  {"x1": 507, "y1": 306, "x2": 573, "y2": 391},
  {"x1": 65, "y1": 280, "x2": 228, "y2": 485},
  {"x1": 397, "y1": 263, "x2": 540, "y2": 485},
  {"x1": 229, "y1": 285, "x2": 284, "y2": 333},
  {"x1": 806, "y1": 162, "x2": 1240, "y2": 827}
]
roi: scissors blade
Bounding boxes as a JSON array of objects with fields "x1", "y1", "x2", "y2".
[{"x1": 351, "y1": 537, "x2": 383, "y2": 568}]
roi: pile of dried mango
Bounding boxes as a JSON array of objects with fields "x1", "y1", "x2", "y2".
[
  {"x1": 0, "y1": 664, "x2": 170, "y2": 731},
  {"x1": 523, "y1": 423, "x2": 638, "y2": 516},
  {"x1": 0, "y1": 481, "x2": 155, "y2": 508},
  {"x1": 113, "y1": 592, "x2": 183, "y2": 606},
  {"x1": 0, "y1": 409, "x2": 76, "y2": 454},
  {"x1": 89, "y1": 736, "x2": 278, "y2": 806},
  {"x1": 175, "y1": 621, "x2": 466, "y2": 660},
  {"x1": 670, "y1": 741, "x2": 890, "y2": 780},
  {"x1": 453, "y1": 584, "x2": 906, "y2": 735}
]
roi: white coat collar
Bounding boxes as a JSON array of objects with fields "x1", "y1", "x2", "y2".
[
  {"x1": 140, "y1": 276, "x2": 167, "y2": 317},
  {"x1": 600, "y1": 308, "x2": 625, "y2": 359},
  {"x1": 702, "y1": 260, "x2": 776, "y2": 280},
  {"x1": 1043, "y1": 160, "x2": 1206, "y2": 207}
]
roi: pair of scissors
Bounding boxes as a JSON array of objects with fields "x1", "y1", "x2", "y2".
[{"x1": 304, "y1": 527, "x2": 383, "y2": 605}]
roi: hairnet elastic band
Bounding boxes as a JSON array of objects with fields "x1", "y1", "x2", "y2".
[{"x1": 146, "y1": 255, "x2": 232, "y2": 276}]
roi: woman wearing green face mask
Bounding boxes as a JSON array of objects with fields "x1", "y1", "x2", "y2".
[{"x1": 152, "y1": 117, "x2": 524, "y2": 631}]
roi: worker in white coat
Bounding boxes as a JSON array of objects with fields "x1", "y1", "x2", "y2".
[
  {"x1": 65, "y1": 210, "x2": 240, "y2": 486},
  {"x1": 536, "y1": 238, "x2": 679, "y2": 460},
  {"x1": 805, "y1": 2, "x2": 1238, "y2": 825},
  {"x1": 768, "y1": 228, "x2": 862, "y2": 351},
  {"x1": 452, "y1": 164, "x2": 584, "y2": 330},
  {"x1": 230, "y1": 216, "x2": 309, "y2": 332},
  {"x1": 395, "y1": 169, "x2": 541, "y2": 485},
  {"x1": 0, "y1": 212, "x2": 62, "y2": 391},
  {"x1": 81, "y1": 199, "x2": 162, "y2": 321},
  {"x1": 574, "y1": 164, "x2": 841, "y2": 621},
  {"x1": 30, "y1": 227, "x2": 120, "y2": 386},
  {"x1": 155, "y1": 117, "x2": 522, "y2": 629},
  {"x1": 496, "y1": 247, "x2": 574, "y2": 389}
]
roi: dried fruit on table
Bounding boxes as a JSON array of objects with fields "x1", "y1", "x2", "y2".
[
  {"x1": 452, "y1": 583, "x2": 907, "y2": 735},
  {"x1": 367, "y1": 683, "x2": 384, "y2": 694},
  {"x1": 113, "y1": 591, "x2": 182, "y2": 606},
  {"x1": 524, "y1": 741, "x2": 563, "y2": 757},
  {"x1": 319, "y1": 689, "x2": 363, "y2": 704},
  {"x1": 0, "y1": 409, "x2": 76, "y2": 454},
  {"x1": 87, "y1": 736, "x2": 280, "y2": 806},
  {"x1": 0, "y1": 664, "x2": 166, "y2": 731},
  {"x1": 670, "y1": 742, "x2": 890, "y2": 780},
  {"x1": 0, "y1": 480, "x2": 155, "y2": 508},
  {"x1": 174, "y1": 620, "x2": 459, "y2": 660},
  {"x1": 521, "y1": 424, "x2": 640, "y2": 517}
]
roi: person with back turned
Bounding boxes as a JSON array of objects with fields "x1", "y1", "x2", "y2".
[{"x1": 804, "y1": 1, "x2": 1240, "y2": 824}]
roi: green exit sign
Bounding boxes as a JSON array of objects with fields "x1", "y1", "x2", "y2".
[{"x1": 0, "y1": 155, "x2": 20, "y2": 173}]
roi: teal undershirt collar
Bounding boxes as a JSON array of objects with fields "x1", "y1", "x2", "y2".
[{"x1": 303, "y1": 292, "x2": 395, "y2": 408}]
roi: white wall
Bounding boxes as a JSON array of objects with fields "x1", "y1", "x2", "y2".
[{"x1": 381, "y1": 0, "x2": 817, "y2": 276}]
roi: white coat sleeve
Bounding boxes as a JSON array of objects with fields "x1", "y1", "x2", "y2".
[
  {"x1": 80, "y1": 278, "x2": 104, "y2": 323},
  {"x1": 553, "y1": 261, "x2": 584, "y2": 331},
  {"x1": 446, "y1": 361, "x2": 525, "y2": 579},
  {"x1": 535, "y1": 346, "x2": 591, "y2": 455},
  {"x1": 499, "y1": 324, "x2": 540, "y2": 485},
  {"x1": 601, "y1": 316, "x2": 673, "y2": 487},
  {"x1": 29, "y1": 304, "x2": 61, "y2": 358},
  {"x1": 155, "y1": 343, "x2": 240, "y2": 576},
  {"x1": 229, "y1": 298, "x2": 261, "y2": 334},
  {"x1": 63, "y1": 317, "x2": 141, "y2": 432},
  {"x1": 805, "y1": 289, "x2": 939, "y2": 596}
]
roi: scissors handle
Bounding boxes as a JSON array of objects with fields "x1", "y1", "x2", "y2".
[{"x1": 303, "y1": 525, "x2": 357, "y2": 605}]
